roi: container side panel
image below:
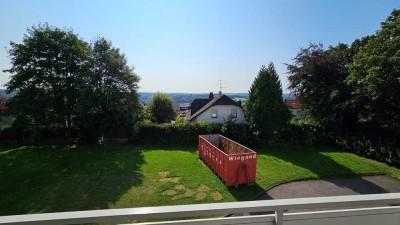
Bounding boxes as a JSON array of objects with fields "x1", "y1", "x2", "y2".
[{"x1": 198, "y1": 135, "x2": 257, "y2": 187}]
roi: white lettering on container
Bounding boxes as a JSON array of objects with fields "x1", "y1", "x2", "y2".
[{"x1": 227, "y1": 154, "x2": 257, "y2": 161}]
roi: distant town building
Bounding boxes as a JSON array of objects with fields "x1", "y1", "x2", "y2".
[
  {"x1": 187, "y1": 92, "x2": 246, "y2": 124},
  {"x1": 139, "y1": 99, "x2": 146, "y2": 108},
  {"x1": 179, "y1": 103, "x2": 190, "y2": 110}
]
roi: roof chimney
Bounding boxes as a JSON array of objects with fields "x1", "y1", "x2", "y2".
[{"x1": 209, "y1": 92, "x2": 214, "y2": 99}]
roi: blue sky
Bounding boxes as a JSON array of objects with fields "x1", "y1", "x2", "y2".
[{"x1": 0, "y1": 0, "x2": 399, "y2": 93}]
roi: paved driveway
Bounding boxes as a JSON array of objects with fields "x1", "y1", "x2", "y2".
[
  {"x1": 258, "y1": 176, "x2": 400, "y2": 200},
  {"x1": 231, "y1": 176, "x2": 400, "y2": 216}
]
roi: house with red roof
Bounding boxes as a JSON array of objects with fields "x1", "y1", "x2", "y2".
[{"x1": 284, "y1": 99, "x2": 303, "y2": 119}]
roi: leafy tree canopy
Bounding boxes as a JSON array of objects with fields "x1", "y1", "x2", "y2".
[
  {"x1": 286, "y1": 42, "x2": 363, "y2": 134},
  {"x1": 347, "y1": 9, "x2": 400, "y2": 131},
  {"x1": 76, "y1": 38, "x2": 141, "y2": 141},
  {"x1": 3, "y1": 23, "x2": 90, "y2": 136},
  {"x1": 3, "y1": 24, "x2": 141, "y2": 140},
  {"x1": 147, "y1": 92, "x2": 176, "y2": 124}
]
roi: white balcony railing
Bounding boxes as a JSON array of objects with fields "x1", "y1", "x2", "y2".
[{"x1": 1, "y1": 193, "x2": 400, "y2": 225}]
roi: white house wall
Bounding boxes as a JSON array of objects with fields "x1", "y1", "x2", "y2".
[
  {"x1": 193, "y1": 105, "x2": 246, "y2": 124},
  {"x1": 291, "y1": 108, "x2": 304, "y2": 120}
]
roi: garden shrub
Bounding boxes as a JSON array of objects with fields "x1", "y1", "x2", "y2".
[
  {"x1": 0, "y1": 126, "x2": 27, "y2": 140},
  {"x1": 36, "y1": 127, "x2": 78, "y2": 139},
  {"x1": 135, "y1": 122, "x2": 222, "y2": 145},
  {"x1": 221, "y1": 118, "x2": 264, "y2": 147},
  {"x1": 135, "y1": 119, "x2": 327, "y2": 148},
  {"x1": 135, "y1": 121, "x2": 265, "y2": 147},
  {"x1": 0, "y1": 126, "x2": 79, "y2": 141},
  {"x1": 269, "y1": 119, "x2": 330, "y2": 146}
]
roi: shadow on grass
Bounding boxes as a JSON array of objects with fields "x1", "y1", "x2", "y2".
[
  {"x1": 138, "y1": 144, "x2": 197, "y2": 153},
  {"x1": 227, "y1": 183, "x2": 265, "y2": 201},
  {"x1": 0, "y1": 144, "x2": 144, "y2": 216}
]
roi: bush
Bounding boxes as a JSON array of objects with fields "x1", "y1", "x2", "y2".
[
  {"x1": 38, "y1": 127, "x2": 78, "y2": 139},
  {"x1": 135, "y1": 121, "x2": 265, "y2": 147},
  {"x1": 221, "y1": 118, "x2": 264, "y2": 147},
  {"x1": 0, "y1": 126, "x2": 27, "y2": 140},
  {"x1": 147, "y1": 92, "x2": 176, "y2": 123},
  {"x1": 0, "y1": 126, "x2": 80, "y2": 141},
  {"x1": 135, "y1": 122, "x2": 222, "y2": 145},
  {"x1": 269, "y1": 119, "x2": 330, "y2": 146}
]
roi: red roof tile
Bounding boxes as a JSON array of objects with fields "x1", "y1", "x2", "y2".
[{"x1": 285, "y1": 99, "x2": 300, "y2": 109}]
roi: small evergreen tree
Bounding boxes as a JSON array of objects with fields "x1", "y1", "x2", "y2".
[
  {"x1": 246, "y1": 62, "x2": 292, "y2": 138},
  {"x1": 147, "y1": 92, "x2": 176, "y2": 123}
]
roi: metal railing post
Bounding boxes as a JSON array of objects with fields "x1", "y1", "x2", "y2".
[
  {"x1": 275, "y1": 210, "x2": 283, "y2": 225},
  {"x1": 108, "y1": 220, "x2": 118, "y2": 225}
]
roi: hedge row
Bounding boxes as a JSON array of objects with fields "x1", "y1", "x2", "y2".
[
  {"x1": 337, "y1": 135, "x2": 400, "y2": 166},
  {"x1": 0, "y1": 127, "x2": 79, "y2": 140},
  {"x1": 133, "y1": 121, "x2": 326, "y2": 148},
  {"x1": 1, "y1": 119, "x2": 398, "y2": 167},
  {"x1": 134, "y1": 122, "x2": 222, "y2": 145},
  {"x1": 270, "y1": 122, "x2": 332, "y2": 147},
  {"x1": 0, "y1": 121, "x2": 326, "y2": 148}
]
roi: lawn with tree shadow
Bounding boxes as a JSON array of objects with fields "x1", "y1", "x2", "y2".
[
  {"x1": 0, "y1": 145, "x2": 144, "y2": 215},
  {"x1": 1, "y1": 144, "x2": 400, "y2": 216}
]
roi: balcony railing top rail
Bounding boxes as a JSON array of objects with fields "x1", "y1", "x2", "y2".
[{"x1": 1, "y1": 193, "x2": 400, "y2": 225}]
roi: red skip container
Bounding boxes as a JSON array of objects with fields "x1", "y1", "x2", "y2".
[{"x1": 198, "y1": 134, "x2": 256, "y2": 187}]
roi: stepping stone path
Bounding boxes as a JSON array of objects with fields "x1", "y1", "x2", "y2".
[
  {"x1": 184, "y1": 189, "x2": 194, "y2": 197},
  {"x1": 162, "y1": 190, "x2": 177, "y2": 196},
  {"x1": 158, "y1": 171, "x2": 224, "y2": 201},
  {"x1": 211, "y1": 191, "x2": 223, "y2": 201},
  {"x1": 159, "y1": 177, "x2": 181, "y2": 183},
  {"x1": 197, "y1": 184, "x2": 209, "y2": 192},
  {"x1": 158, "y1": 171, "x2": 169, "y2": 177},
  {"x1": 195, "y1": 192, "x2": 207, "y2": 200},
  {"x1": 175, "y1": 184, "x2": 186, "y2": 190}
]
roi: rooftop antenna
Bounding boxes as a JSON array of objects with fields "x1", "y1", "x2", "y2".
[{"x1": 217, "y1": 64, "x2": 226, "y2": 95}]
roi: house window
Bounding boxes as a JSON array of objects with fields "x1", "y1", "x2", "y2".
[
  {"x1": 211, "y1": 109, "x2": 218, "y2": 118},
  {"x1": 231, "y1": 109, "x2": 237, "y2": 118}
]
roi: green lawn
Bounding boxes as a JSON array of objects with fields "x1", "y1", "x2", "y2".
[{"x1": 0, "y1": 144, "x2": 399, "y2": 216}]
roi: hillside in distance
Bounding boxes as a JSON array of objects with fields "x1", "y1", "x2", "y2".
[
  {"x1": 139, "y1": 92, "x2": 249, "y2": 108},
  {"x1": 0, "y1": 89, "x2": 15, "y2": 98},
  {"x1": 140, "y1": 92, "x2": 294, "y2": 108},
  {"x1": 0, "y1": 90, "x2": 294, "y2": 109}
]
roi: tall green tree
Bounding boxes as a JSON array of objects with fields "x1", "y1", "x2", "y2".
[
  {"x1": 347, "y1": 9, "x2": 400, "y2": 132},
  {"x1": 3, "y1": 24, "x2": 90, "y2": 137},
  {"x1": 3, "y1": 24, "x2": 141, "y2": 141},
  {"x1": 246, "y1": 62, "x2": 291, "y2": 137},
  {"x1": 76, "y1": 38, "x2": 141, "y2": 140},
  {"x1": 147, "y1": 92, "x2": 176, "y2": 123}
]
